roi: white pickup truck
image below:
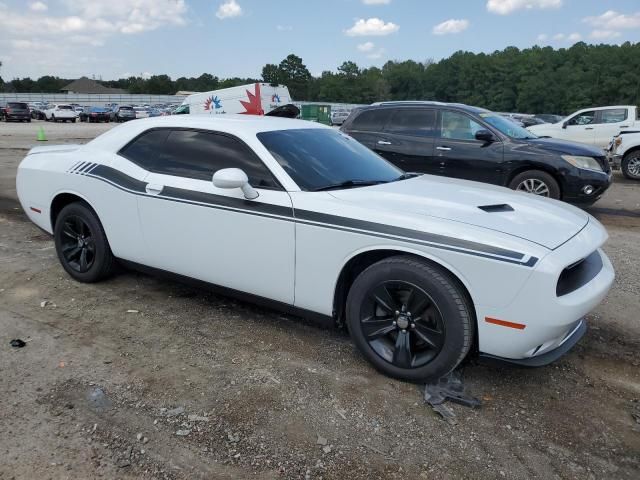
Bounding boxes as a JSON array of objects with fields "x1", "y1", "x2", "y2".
[
  {"x1": 528, "y1": 105, "x2": 639, "y2": 148},
  {"x1": 44, "y1": 104, "x2": 78, "y2": 123},
  {"x1": 606, "y1": 129, "x2": 640, "y2": 180}
]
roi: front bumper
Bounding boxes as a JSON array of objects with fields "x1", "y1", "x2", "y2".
[
  {"x1": 479, "y1": 319, "x2": 586, "y2": 367},
  {"x1": 476, "y1": 218, "x2": 614, "y2": 362},
  {"x1": 563, "y1": 169, "x2": 612, "y2": 205}
]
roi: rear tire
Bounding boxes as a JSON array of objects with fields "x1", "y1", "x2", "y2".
[
  {"x1": 53, "y1": 202, "x2": 116, "y2": 283},
  {"x1": 621, "y1": 151, "x2": 640, "y2": 180},
  {"x1": 346, "y1": 256, "x2": 473, "y2": 382},
  {"x1": 508, "y1": 170, "x2": 561, "y2": 199}
]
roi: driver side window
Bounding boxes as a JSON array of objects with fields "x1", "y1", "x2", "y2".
[
  {"x1": 440, "y1": 111, "x2": 483, "y2": 141},
  {"x1": 567, "y1": 111, "x2": 595, "y2": 126}
]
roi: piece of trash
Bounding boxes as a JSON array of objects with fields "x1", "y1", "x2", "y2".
[
  {"x1": 176, "y1": 429, "x2": 191, "y2": 436},
  {"x1": 322, "y1": 445, "x2": 332, "y2": 454},
  {"x1": 58, "y1": 361, "x2": 65, "y2": 368},
  {"x1": 335, "y1": 408, "x2": 347, "y2": 420},
  {"x1": 40, "y1": 300, "x2": 56, "y2": 308},
  {"x1": 10, "y1": 339, "x2": 26, "y2": 348},
  {"x1": 316, "y1": 435, "x2": 328, "y2": 446},
  {"x1": 165, "y1": 406, "x2": 185, "y2": 417},
  {"x1": 424, "y1": 371, "x2": 481, "y2": 422},
  {"x1": 136, "y1": 433, "x2": 143, "y2": 442},
  {"x1": 126, "y1": 309, "x2": 139, "y2": 314},
  {"x1": 86, "y1": 387, "x2": 112, "y2": 412}
]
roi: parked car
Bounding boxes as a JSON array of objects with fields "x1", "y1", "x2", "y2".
[
  {"x1": 535, "y1": 114, "x2": 564, "y2": 124},
  {"x1": 606, "y1": 130, "x2": 640, "y2": 180},
  {"x1": 79, "y1": 107, "x2": 111, "y2": 123},
  {"x1": 330, "y1": 109, "x2": 350, "y2": 126},
  {"x1": 528, "y1": 105, "x2": 639, "y2": 148},
  {"x1": 134, "y1": 107, "x2": 150, "y2": 119},
  {"x1": 110, "y1": 105, "x2": 136, "y2": 122},
  {"x1": 16, "y1": 115, "x2": 614, "y2": 381},
  {"x1": 341, "y1": 101, "x2": 612, "y2": 205},
  {"x1": 44, "y1": 104, "x2": 78, "y2": 123},
  {"x1": 172, "y1": 104, "x2": 189, "y2": 115},
  {"x1": 1, "y1": 102, "x2": 31, "y2": 122},
  {"x1": 30, "y1": 103, "x2": 48, "y2": 120}
]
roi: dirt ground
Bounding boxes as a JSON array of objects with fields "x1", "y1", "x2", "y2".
[{"x1": 1, "y1": 120, "x2": 639, "y2": 480}]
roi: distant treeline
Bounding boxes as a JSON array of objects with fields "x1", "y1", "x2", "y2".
[{"x1": 2, "y1": 42, "x2": 639, "y2": 114}]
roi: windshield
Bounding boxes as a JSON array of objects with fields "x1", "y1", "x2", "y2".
[
  {"x1": 257, "y1": 128, "x2": 403, "y2": 191},
  {"x1": 479, "y1": 112, "x2": 538, "y2": 139},
  {"x1": 58, "y1": 105, "x2": 73, "y2": 110}
]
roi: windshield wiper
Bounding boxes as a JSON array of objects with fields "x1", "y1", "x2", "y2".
[
  {"x1": 312, "y1": 180, "x2": 388, "y2": 192},
  {"x1": 393, "y1": 172, "x2": 422, "y2": 181}
]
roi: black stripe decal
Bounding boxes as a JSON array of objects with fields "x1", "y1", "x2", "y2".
[{"x1": 80, "y1": 165, "x2": 537, "y2": 267}]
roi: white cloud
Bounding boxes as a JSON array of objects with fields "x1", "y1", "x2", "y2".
[
  {"x1": 29, "y1": 1, "x2": 47, "y2": 12},
  {"x1": 362, "y1": 0, "x2": 391, "y2": 4},
  {"x1": 583, "y1": 10, "x2": 640, "y2": 30},
  {"x1": 538, "y1": 32, "x2": 583, "y2": 43},
  {"x1": 590, "y1": 29, "x2": 622, "y2": 40},
  {"x1": 357, "y1": 41, "x2": 375, "y2": 52},
  {"x1": 345, "y1": 18, "x2": 399, "y2": 36},
  {"x1": 432, "y1": 19, "x2": 469, "y2": 35},
  {"x1": 216, "y1": 0, "x2": 242, "y2": 20},
  {"x1": 276, "y1": 25, "x2": 292, "y2": 31},
  {"x1": 487, "y1": 0, "x2": 562, "y2": 15},
  {"x1": 567, "y1": 32, "x2": 581, "y2": 42},
  {"x1": 537, "y1": 33, "x2": 548, "y2": 41}
]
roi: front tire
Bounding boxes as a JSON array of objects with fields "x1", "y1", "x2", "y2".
[
  {"x1": 54, "y1": 202, "x2": 116, "y2": 283},
  {"x1": 508, "y1": 170, "x2": 561, "y2": 199},
  {"x1": 621, "y1": 151, "x2": 640, "y2": 180},
  {"x1": 346, "y1": 256, "x2": 473, "y2": 382}
]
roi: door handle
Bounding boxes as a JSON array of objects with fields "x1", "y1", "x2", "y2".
[
  {"x1": 377, "y1": 140, "x2": 392, "y2": 145},
  {"x1": 620, "y1": 125, "x2": 629, "y2": 128},
  {"x1": 585, "y1": 127, "x2": 594, "y2": 130},
  {"x1": 145, "y1": 184, "x2": 164, "y2": 195},
  {"x1": 436, "y1": 146, "x2": 452, "y2": 151}
]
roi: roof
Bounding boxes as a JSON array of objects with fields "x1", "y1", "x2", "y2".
[
  {"x1": 87, "y1": 114, "x2": 329, "y2": 152},
  {"x1": 61, "y1": 77, "x2": 127, "y2": 94},
  {"x1": 369, "y1": 101, "x2": 487, "y2": 113}
]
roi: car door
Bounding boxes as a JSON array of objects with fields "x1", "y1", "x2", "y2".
[
  {"x1": 373, "y1": 108, "x2": 439, "y2": 174},
  {"x1": 132, "y1": 128, "x2": 296, "y2": 305},
  {"x1": 594, "y1": 108, "x2": 631, "y2": 148},
  {"x1": 435, "y1": 110, "x2": 505, "y2": 184},
  {"x1": 562, "y1": 110, "x2": 597, "y2": 145},
  {"x1": 342, "y1": 108, "x2": 393, "y2": 152}
]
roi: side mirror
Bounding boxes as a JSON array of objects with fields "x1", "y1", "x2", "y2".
[
  {"x1": 562, "y1": 121, "x2": 568, "y2": 129},
  {"x1": 475, "y1": 129, "x2": 495, "y2": 143},
  {"x1": 212, "y1": 168, "x2": 259, "y2": 200}
]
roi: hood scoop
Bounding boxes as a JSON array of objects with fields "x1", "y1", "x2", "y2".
[{"x1": 478, "y1": 204, "x2": 514, "y2": 213}]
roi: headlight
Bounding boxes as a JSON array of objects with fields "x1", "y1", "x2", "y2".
[{"x1": 561, "y1": 155, "x2": 603, "y2": 172}]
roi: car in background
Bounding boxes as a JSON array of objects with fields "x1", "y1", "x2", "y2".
[
  {"x1": 16, "y1": 115, "x2": 614, "y2": 381},
  {"x1": 341, "y1": 101, "x2": 612, "y2": 206},
  {"x1": 607, "y1": 131, "x2": 640, "y2": 180},
  {"x1": 528, "y1": 105, "x2": 639, "y2": 148},
  {"x1": 30, "y1": 103, "x2": 49, "y2": 120},
  {"x1": 330, "y1": 109, "x2": 350, "y2": 126},
  {"x1": 79, "y1": 107, "x2": 111, "y2": 123},
  {"x1": 172, "y1": 104, "x2": 189, "y2": 115},
  {"x1": 1, "y1": 102, "x2": 31, "y2": 122},
  {"x1": 44, "y1": 104, "x2": 78, "y2": 123},
  {"x1": 110, "y1": 105, "x2": 136, "y2": 123},
  {"x1": 535, "y1": 114, "x2": 564, "y2": 124},
  {"x1": 134, "y1": 107, "x2": 150, "y2": 119}
]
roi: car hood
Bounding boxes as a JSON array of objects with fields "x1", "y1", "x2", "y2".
[
  {"x1": 328, "y1": 175, "x2": 589, "y2": 250},
  {"x1": 522, "y1": 136, "x2": 605, "y2": 156}
]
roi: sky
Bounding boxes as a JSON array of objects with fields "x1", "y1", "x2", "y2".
[{"x1": 0, "y1": 0, "x2": 639, "y2": 81}]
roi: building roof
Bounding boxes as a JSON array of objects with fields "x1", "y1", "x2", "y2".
[{"x1": 61, "y1": 77, "x2": 127, "y2": 94}]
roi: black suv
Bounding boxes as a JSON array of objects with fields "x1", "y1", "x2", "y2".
[
  {"x1": 341, "y1": 102, "x2": 612, "y2": 205},
  {"x1": 1, "y1": 102, "x2": 31, "y2": 122}
]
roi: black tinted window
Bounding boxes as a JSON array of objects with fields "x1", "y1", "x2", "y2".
[
  {"x1": 350, "y1": 108, "x2": 392, "y2": 132},
  {"x1": 258, "y1": 129, "x2": 401, "y2": 191},
  {"x1": 8, "y1": 102, "x2": 28, "y2": 109},
  {"x1": 386, "y1": 109, "x2": 436, "y2": 137},
  {"x1": 157, "y1": 130, "x2": 279, "y2": 188},
  {"x1": 120, "y1": 129, "x2": 170, "y2": 168}
]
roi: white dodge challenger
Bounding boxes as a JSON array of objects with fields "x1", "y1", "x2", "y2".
[{"x1": 16, "y1": 115, "x2": 615, "y2": 381}]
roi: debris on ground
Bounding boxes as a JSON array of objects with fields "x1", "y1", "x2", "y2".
[
  {"x1": 175, "y1": 429, "x2": 191, "y2": 436},
  {"x1": 40, "y1": 300, "x2": 56, "y2": 308},
  {"x1": 9, "y1": 339, "x2": 26, "y2": 348},
  {"x1": 164, "y1": 406, "x2": 185, "y2": 417},
  {"x1": 316, "y1": 435, "x2": 328, "y2": 446},
  {"x1": 424, "y1": 371, "x2": 481, "y2": 423},
  {"x1": 126, "y1": 309, "x2": 139, "y2": 313}
]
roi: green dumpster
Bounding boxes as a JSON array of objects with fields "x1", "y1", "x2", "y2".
[{"x1": 300, "y1": 104, "x2": 331, "y2": 125}]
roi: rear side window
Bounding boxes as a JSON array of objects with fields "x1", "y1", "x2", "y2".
[
  {"x1": 119, "y1": 129, "x2": 171, "y2": 168},
  {"x1": 599, "y1": 108, "x2": 628, "y2": 124},
  {"x1": 386, "y1": 109, "x2": 436, "y2": 137},
  {"x1": 156, "y1": 130, "x2": 279, "y2": 188},
  {"x1": 350, "y1": 108, "x2": 392, "y2": 132}
]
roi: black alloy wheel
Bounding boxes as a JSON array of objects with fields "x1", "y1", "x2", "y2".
[
  {"x1": 346, "y1": 256, "x2": 473, "y2": 382},
  {"x1": 59, "y1": 215, "x2": 96, "y2": 273},
  {"x1": 359, "y1": 281, "x2": 445, "y2": 369}
]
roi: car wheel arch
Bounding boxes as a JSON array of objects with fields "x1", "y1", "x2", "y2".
[
  {"x1": 50, "y1": 191, "x2": 97, "y2": 230},
  {"x1": 622, "y1": 146, "x2": 640, "y2": 161},
  {"x1": 506, "y1": 165, "x2": 564, "y2": 197},
  {"x1": 331, "y1": 247, "x2": 477, "y2": 334}
]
